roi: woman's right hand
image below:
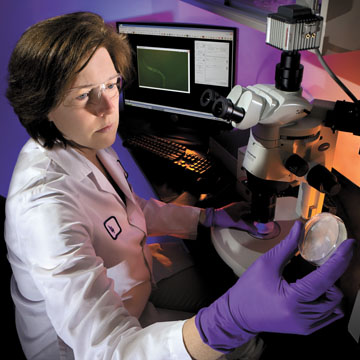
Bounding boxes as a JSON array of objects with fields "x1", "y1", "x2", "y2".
[{"x1": 194, "y1": 221, "x2": 355, "y2": 353}]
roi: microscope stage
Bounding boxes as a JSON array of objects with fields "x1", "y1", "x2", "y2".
[{"x1": 211, "y1": 197, "x2": 299, "y2": 276}]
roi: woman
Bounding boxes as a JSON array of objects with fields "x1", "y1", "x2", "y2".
[{"x1": 5, "y1": 12, "x2": 355, "y2": 360}]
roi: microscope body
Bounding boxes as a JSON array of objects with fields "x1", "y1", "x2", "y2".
[
  {"x1": 207, "y1": 4, "x2": 358, "y2": 291},
  {"x1": 209, "y1": 89, "x2": 348, "y2": 282},
  {"x1": 208, "y1": 83, "x2": 340, "y2": 276},
  {"x1": 224, "y1": 83, "x2": 339, "y2": 224}
]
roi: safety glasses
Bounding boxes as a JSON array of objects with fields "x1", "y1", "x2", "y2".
[{"x1": 63, "y1": 74, "x2": 123, "y2": 108}]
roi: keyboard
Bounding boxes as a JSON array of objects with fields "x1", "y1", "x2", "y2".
[{"x1": 123, "y1": 134, "x2": 215, "y2": 177}]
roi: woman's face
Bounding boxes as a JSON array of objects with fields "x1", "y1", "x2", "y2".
[{"x1": 48, "y1": 47, "x2": 120, "y2": 158}]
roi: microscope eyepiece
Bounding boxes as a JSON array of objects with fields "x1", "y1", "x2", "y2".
[
  {"x1": 212, "y1": 97, "x2": 245, "y2": 124},
  {"x1": 212, "y1": 97, "x2": 231, "y2": 118},
  {"x1": 200, "y1": 89, "x2": 220, "y2": 110},
  {"x1": 200, "y1": 89, "x2": 245, "y2": 124}
]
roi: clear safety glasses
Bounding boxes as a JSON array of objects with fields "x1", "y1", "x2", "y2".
[{"x1": 63, "y1": 74, "x2": 123, "y2": 108}]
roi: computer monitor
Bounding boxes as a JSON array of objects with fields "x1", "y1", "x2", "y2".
[{"x1": 117, "y1": 22, "x2": 236, "y2": 132}]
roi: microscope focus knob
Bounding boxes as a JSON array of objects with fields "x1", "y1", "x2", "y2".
[
  {"x1": 306, "y1": 164, "x2": 341, "y2": 196},
  {"x1": 285, "y1": 154, "x2": 309, "y2": 177}
]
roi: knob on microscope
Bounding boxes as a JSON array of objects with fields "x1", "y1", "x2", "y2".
[{"x1": 307, "y1": 164, "x2": 341, "y2": 196}]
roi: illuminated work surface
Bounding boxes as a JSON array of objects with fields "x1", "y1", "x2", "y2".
[{"x1": 211, "y1": 197, "x2": 299, "y2": 277}]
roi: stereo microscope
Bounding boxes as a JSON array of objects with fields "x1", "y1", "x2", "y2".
[{"x1": 201, "y1": 4, "x2": 359, "y2": 276}]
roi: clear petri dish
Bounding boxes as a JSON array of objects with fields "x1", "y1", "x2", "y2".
[{"x1": 299, "y1": 212, "x2": 347, "y2": 266}]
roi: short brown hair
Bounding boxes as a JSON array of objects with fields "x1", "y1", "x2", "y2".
[{"x1": 6, "y1": 12, "x2": 133, "y2": 148}]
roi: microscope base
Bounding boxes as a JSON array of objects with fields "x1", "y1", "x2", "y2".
[{"x1": 211, "y1": 197, "x2": 299, "y2": 276}]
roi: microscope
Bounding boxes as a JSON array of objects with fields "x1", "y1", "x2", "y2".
[{"x1": 201, "y1": 5, "x2": 360, "y2": 276}]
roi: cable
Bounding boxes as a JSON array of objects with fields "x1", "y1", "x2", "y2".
[{"x1": 314, "y1": 48, "x2": 359, "y2": 104}]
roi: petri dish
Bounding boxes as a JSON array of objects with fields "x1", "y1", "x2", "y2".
[{"x1": 299, "y1": 212, "x2": 347, "y2": 266}]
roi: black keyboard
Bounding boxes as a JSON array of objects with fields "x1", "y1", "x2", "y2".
[{"x1": 123, "y1": 134, "x2": 215, "y2": 177}]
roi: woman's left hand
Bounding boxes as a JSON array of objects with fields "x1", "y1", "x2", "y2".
[
  {"x1": 201, "y1": 202, "x2": 256, "y2": 233},
  {"x1": 148, "y1": 243, "x2": 172, "y2": 267}
]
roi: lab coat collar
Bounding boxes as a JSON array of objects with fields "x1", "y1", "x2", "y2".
[
  {"x1": 46, "y1": 143, "x2": 130, "y2": 202},
  {"x1": 96, "y1": 148, "x2": 134, "y2": 201},
  {"x1": 44, "y1": 142, "x2": 93, "y2": 181},
  {"x1": 45, "y1": 142, "x2": 140, "y2": 216},
  {"x1": 96, "y1": 148, "x2": 147, "y2": 233}
]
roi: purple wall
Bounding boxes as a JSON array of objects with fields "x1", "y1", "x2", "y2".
[{"x1": 0, "y1": 1, "x2": 279, "y2": 197}]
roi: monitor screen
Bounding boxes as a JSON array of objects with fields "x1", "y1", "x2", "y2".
[{"x1": 117, "y1": 22, "x2": 236, "y2": 123}]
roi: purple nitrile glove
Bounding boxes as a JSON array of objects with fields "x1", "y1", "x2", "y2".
[
  {"x1": 195, "y1": 221, "x2": 355, "y2": 353},
  {"x1": 202, "y1": 202, "x2": 257, "y2": 234}
]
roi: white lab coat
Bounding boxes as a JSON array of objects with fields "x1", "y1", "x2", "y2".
[{"x1": 5, "y1": 138, "x2": 201, "y2": 359}]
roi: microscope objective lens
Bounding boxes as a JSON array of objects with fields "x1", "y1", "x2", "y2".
[{"x1": 251, "y1": 221, "x2": 281, "y2": 240}]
